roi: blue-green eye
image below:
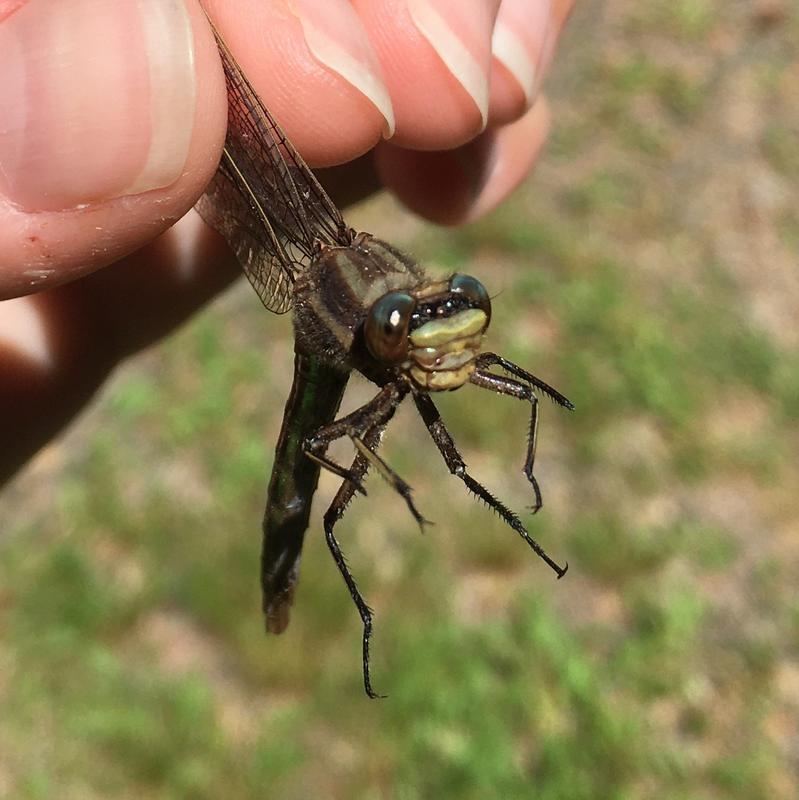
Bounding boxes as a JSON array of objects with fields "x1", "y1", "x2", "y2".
[
  {"x1": 364, "y1": 291, "x2": 415, "y2": 364},
  {"x1": 451, "y1": 273, "x2": 491, "y2": 318}
]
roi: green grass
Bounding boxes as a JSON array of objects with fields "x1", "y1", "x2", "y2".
[
  {"x1": 3, "y1": 2, "x2": 797, "y2": 797},
  {"x1": 3, "y1": 208, "x2": 792, "y2": 795}
]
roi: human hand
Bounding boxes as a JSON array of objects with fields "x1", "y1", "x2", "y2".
[{"x1": 0, "y1": 0, "x2": 573, "y2": 483}]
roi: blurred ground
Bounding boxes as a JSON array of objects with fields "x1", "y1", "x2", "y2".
[{"x1": 2, "y1": 1, "x2": 799, "y2": 798}]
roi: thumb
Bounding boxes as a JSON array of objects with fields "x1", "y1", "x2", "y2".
[{"x1": 0, "y1": 0, "x2": 226, "y2": 299}]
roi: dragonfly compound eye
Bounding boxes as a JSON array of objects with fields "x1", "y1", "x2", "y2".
[
  {"x1": 450, "y1": 273, "x2": 491, "y2": 321},
  {"x1": 365, "y1": 291, "x2": 415, "y2": 364}
]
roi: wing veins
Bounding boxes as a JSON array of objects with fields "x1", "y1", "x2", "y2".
[
  {"x1": 219, "y1": 146, "x2": 292, "y2": 273},
  {"x1": 194, "y1": 20, "x2": 351, "y2": 313}
]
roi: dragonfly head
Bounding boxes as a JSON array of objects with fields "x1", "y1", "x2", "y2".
[{"x1": 364, "y1": 273, "x2": 491, "y2": 391}]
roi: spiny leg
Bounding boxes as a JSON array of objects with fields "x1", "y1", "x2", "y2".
[
  {"x1": 475, "y1": 353, "x2": 575, "y2": 410},
  {"x1": 351, "y1": 436, "x2": 431, "y2": 530},
  {"x1": 413, "y1": 392, "x2": 567, "y2": 578},
  {"x1": 304, "y1": 381, "x2": 408, "y2": 495},
  {"x1": 472, "y1": 353, "x2": 574, "y2": 513},
  {"x1": 470, "y1": 369, "x2": 543, "y2": 512},
  {"x1": 305, "y1": 379, "x2": 426, "y2": 527},
  {"x1": 322, "y1": 424, "x2": 387, "y2": 699}
]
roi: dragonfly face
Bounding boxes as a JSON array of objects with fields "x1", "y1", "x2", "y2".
[
  {"x1": 196, "y1": 20, "x2": 574, "y2": 698},
  {"x1": 366, "y1": 272, "x2": 491, "y2": 392}
]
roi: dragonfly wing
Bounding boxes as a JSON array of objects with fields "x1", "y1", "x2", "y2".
[
  {"x1": 196, "y1": 22, "x2": 351, "y2": 313},
  {"x1": 195, "y1": 163, "x2": 294, "y2": 314}
]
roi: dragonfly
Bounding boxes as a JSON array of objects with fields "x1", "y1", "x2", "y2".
[{"x1": 195, "y1": 24, "x2": 574, "y2": 698}]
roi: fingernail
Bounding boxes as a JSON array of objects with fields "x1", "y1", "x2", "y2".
[
  {"x1": 289, "y1": 0, "x2": 395, "y2": 138},
  {"x1": 407, "y1": 0, "x2": 490, "y2": 130},
  {"x1": 0, "y1": 0, "x2": 196, "y2": 212},
  {"x1": 491, "y1": 0, "x2": 551, "y2": 108}
]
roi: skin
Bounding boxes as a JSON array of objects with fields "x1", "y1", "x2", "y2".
[{"x1": 0, "y1": 0, "x2": 573, "y2": 485}]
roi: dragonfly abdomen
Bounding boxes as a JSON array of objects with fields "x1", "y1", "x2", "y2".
[{"x1": 261, "y1": 354, "x2": 349, "y2": 634}]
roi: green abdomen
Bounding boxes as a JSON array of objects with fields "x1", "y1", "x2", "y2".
[{"x1": 260, "y1": 352, "x2": 348, "y2": 633}]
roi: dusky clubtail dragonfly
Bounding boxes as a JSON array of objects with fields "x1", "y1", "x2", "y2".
[{"x1": 196, "y1": 24, "x2": 574, "y2": 698}]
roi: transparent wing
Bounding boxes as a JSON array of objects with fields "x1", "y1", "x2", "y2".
[
  {"x1": 196, "y1": 164, "x2": 294, "y2": 313},
  {"x1": 195, "y1": 24, "x2": 350, "y2": 314}
]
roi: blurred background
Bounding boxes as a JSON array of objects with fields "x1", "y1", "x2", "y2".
[{"x1": 2, "y1": 1, "x2": 798, "y2": 797}]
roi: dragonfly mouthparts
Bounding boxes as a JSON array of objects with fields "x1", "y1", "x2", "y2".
[{"x1": 404, "y1": 307, "x2": 489, "y2": 391}]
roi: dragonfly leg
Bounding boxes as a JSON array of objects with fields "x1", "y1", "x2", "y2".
[
  {"x1": 469, "y1": 369, "x2": 543, "y2": 512},
  {"x1": 412, "y1": 392, "x2": 568, "y2": 578},
  {"x1": 475, "y1": 353, "x2": 575, "y2": 410},
  {"x1": 471, "y1": 353, "x2": 574, "y2": 513},
  {"x1": 322, "y1": 424, "x2": 387, "y2": 699},
  {"x1": 350, "y1": 435, "x2": 431, "y2": 530},
  {"x1": 305, "y1": 381, "x2": 422, "y2": 525},
  {"x1": 303, "y1": 450, "x2": 368, "y2": 496}
]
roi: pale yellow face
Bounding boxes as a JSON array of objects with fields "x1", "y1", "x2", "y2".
[
  {"x1": 362, "y1": 272, "x2": 492, "y2": 389},
  {"x1": 404, "y1": 308, "x2": 489, "y2": 391}
]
